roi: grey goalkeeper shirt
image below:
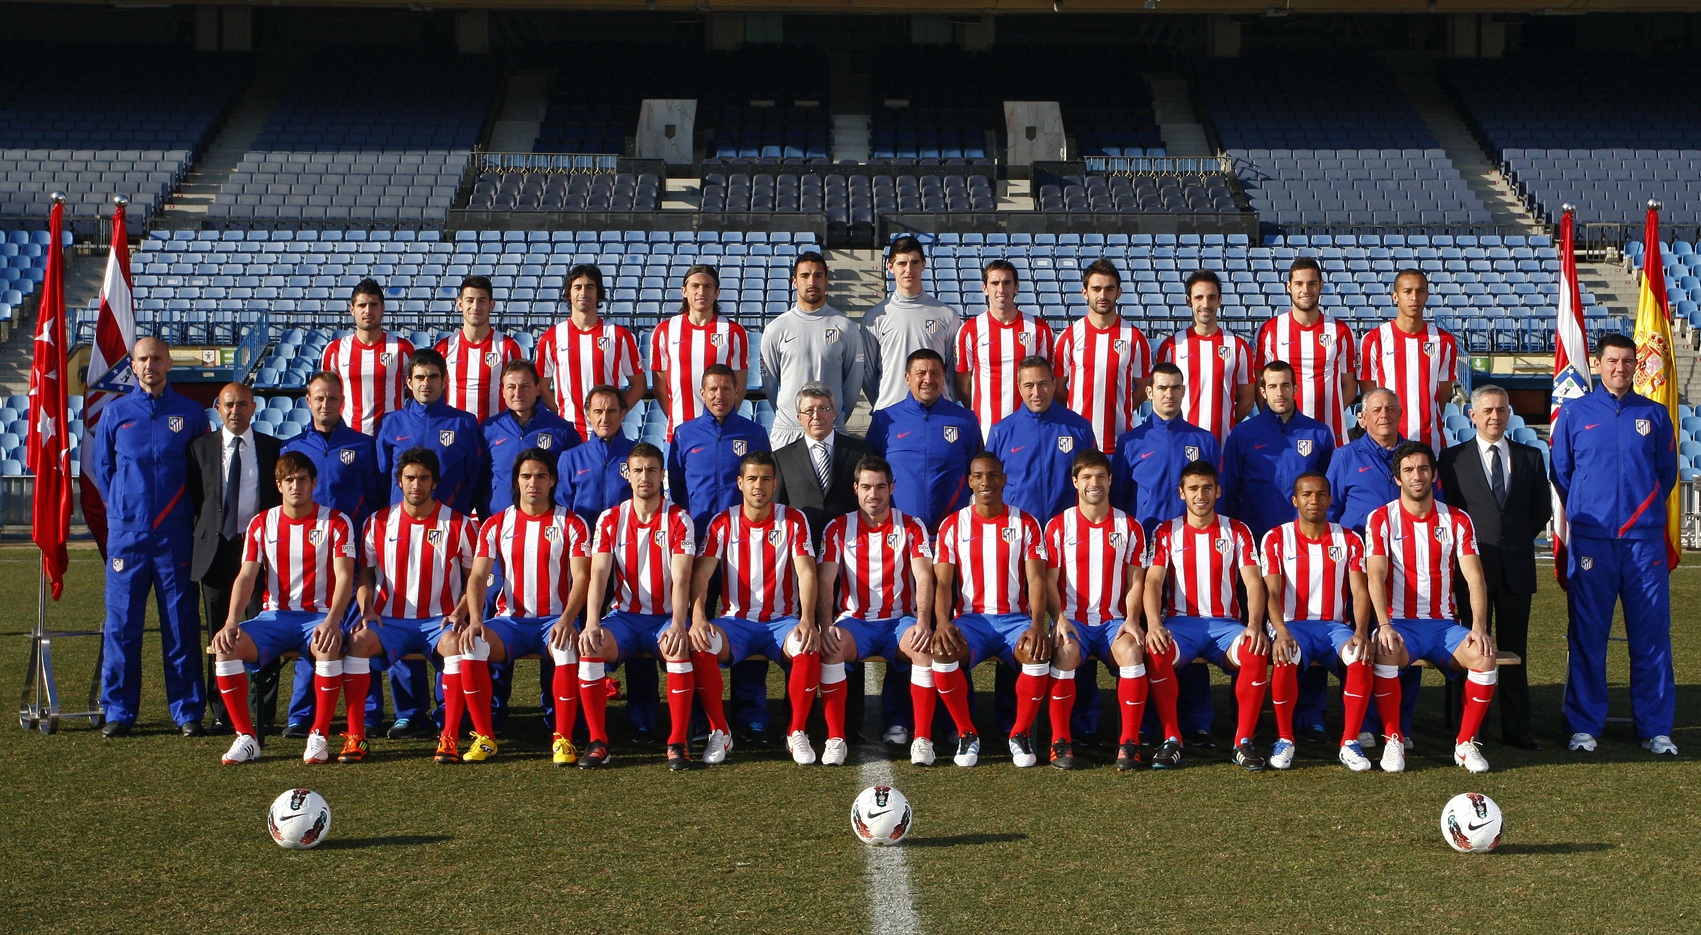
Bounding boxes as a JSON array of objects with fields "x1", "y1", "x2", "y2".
[
  {"x1": 760, "y1": 302, "x2": 867, "y2": 445},
  {"x1": 861, "y1": 290, "x2": 962, "y2": 410}
]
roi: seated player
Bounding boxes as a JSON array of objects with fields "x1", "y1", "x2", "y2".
[
  {"x1": 213, "y1": 453, "x2": 365, "y2": 765},
  {"x1": 929, "y1": 453, "x2": 1051, "y2": 769},
  {"x1": 580, "y1": 442, "x2": 702, "y2": 772},
  {"x1": 1044, "y1": 449, "x2": 1148, "y2": 771},
  {"x1": 1260, "y1": 471, "x2": 1392, "y2": 772},
  {"x1": 1141, "y1": 460, "x2": 1271, "y2": 771},
  {"x1": 1365, "y1": 441, "x2": 1499, "y2": 774},
  {"x1": 463, "y1": 448, "x2": 593, "y2": 767},
  {"x1": 688, "y1": 451, "x2": 823, "y2": 766},
  {"x1": 816, "y1": 455, "x2": 936, "y2": 766},
  {"x1": 352, "y1": 447, "x2": 479, "y2": 764}
]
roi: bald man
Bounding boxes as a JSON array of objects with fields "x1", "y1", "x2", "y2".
[
  {"x1": 92, "y1": 338, "x2": 212, "y2": 737},
  {"x1": 188, "y1": 383, "x2": 283, "y2": 733}
]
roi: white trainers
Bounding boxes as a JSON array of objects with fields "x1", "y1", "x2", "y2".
[
  {"x1": 1269, "y1": 739, "x2": 1296, "y2": 770},
  {"x1": 1008, "y1": 732, "x2": 1038, "y2": 768},
  {"x1": 1357, "y1": 731, "x2": 1378, "y2": 749},
  {"x1": 1338, "y1": 741, "x2": 1372, "y2": 772},
  {"x1": 703, "y1": 729, "x2": 733, "y2": 765},
  {"x1": 1643, "y1": 735, "x2": 1678, "y2": 756},
  {"x1": 787, "y1": 730, "x2": 817, "y2": 765},
  {"x1": 821, "y1": 737, "x2": 849, "y2": 766},
  {"x1": 302, "y1": 731, "x2": 330, "y2": 764},
  {"x1": 1380, "y1": 736, "x2": 1406, "y2": 773},
  {"x1": 221, "y1": 733, "x2": 261, "y2": 764},
  {"x1": 910, "y1": 737, "x2": 936, "y2": 767},
  {"x1": 1568, "y1": 732, "x2": 1598, "y2": 752},
  {"x1": 883, "y1": 725, "x2": 911, "y2": 746},
  {"x1": 953, "y1": 732, "x2": 981, "y2": 767},
  {"x1": 1454, "y1": 740, "x2": 1491, "y2": 773}
]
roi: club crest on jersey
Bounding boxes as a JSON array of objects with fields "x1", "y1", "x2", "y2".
[
  {"x1": 944, "y1": 425, "x2": 959, "y2": 443},
  {"x1": 340, "y1": 448, "x2": 356, "y2": 464},
  {"x1": 619, "y1": 461, "x2": 630, "y2": 478},
  {"x1": 1217, "y1": 345, "x2": 1230, "y2": 360},
  {"x1": 1109, "y1": 532, "x2": 1125, "y2": 548},
  {"x1": 537, "y1": 434, "x2": 553, "y2": 449},
  {"x1": 1434, "y1": 526, "x2": 1451, "y2": 545},
  {"x1": 1581, "y1": 556, "x2": 1594, "y2": 571},
  {"x1": 1001, "y1": 527, "x2": 1017, "y2": 543},
  {"x1": 732, "y1": 440, "x2": 747, "y2": 456},
  {"x1": 307, "y1": 529, "x2": 325, "y2": 546},
  {"x1": 543, "y1": 525, "x2": 560, "y2": 542},
  {"x1": 767, "y1": 529, "x2": 784, "y2": 546},
  {"x1": 484, "y1": 351, "x2": 500, "y2": 366},
  {"x1": 1057, "y1": 436, "x2": 1074, "y2": 454},
  {"x1": 1185, "y1": 445, "x2": 1201, "y2": 461},
  {"x1": 1113, "y1": 339, "x2": 1128, "y2": 353},
  {"x1": 825, "y1": 328, "x2": 839, "y2": 344},
  {"x1": 426, "y1": 529, "x2": 445, "y2": 546},
  {"x1": 887, "y1": 531, "x2": 902, "y2": 548},
  {"x1": 1636, "y1": 419, "x2": 1651, "y2": 436},
  {"x1": 924, "y1": 319, "x2": 940, "y2": 335},
  {"x1": 1214, "y1": 537, "x2": 1231, "y2": 554},
  {"x1": 1319, "y1": 333, "x2": 1334, "y2": 347},
  {"x1": 379, "y1": 353, "x2": 393, "y2": 366},
  {"x1": 1297, "y1": 439, "x2": 1313, "y2": 457},
  {"x1": 1422, "y1": 341, "x2": 1436, "y2": 354},
  {"x1": 112, "y1": 558, "x2": 124, "y2": 572},
  {"x1": 1016, "y1": 332, "x2": 1032, "y2": 346},
  {"x1": 653, "y1": 529, "x2": 668, "y2": 547},
  {"x1": 439, "y1": 430, "x2": 455, "y2": 447},
  {"x1": 709, "y1": 333, "x2": 725, "y2": 347},
  {"x1": 1328, "y1": 545, "x2": 1345, "y2": 561},
  {"x1": 596, "y1": 336, "x2": 610, "y2": 350},
  {"x1": 167, "y1": 416, "x2": 184, "y2": 433}
]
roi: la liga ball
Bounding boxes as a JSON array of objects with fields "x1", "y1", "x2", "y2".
[
  {"x1": 851, "y1": 785, "x2": 913, "y2": 846},
  {"x1": 268, "y1": 788, "x2": 332, "y2": 850},
  {"x1": 1440, "y1": 792, "x2": 1503, "y2": 853}
]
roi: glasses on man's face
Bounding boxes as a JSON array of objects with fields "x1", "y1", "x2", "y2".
[{"x1": 799, "y1": 406, "x2": 835, "y2": 418}]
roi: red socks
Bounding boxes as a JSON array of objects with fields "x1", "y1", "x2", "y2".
[
  {"x1": 1270, "y1": 661, "x2": 1299, "y2": 742},
  {"x1": 1373, "y1": 664, "x2": 1403, "y2": 742},
  {"x1": 311, "y1": 659, "x2": 343, "y2": 737},
  {"x1": 214, "y1": 660, "x2": 254, "y2": 737},
  {"x1": 1144, "y1": 647, "x2": 1182, "y2": 742},
  {"x1": 1458, "y1": 669, "x2": 1498, "y2": 745},
  {"x1": 786, "y1": 651, "x2": 820, "y2": 734},
  {"x1": 820, "y1": 662, "x2": 848, "y2": 739},
  {"x1": 1047, "y1": 667, "x2": 1076, "y2": 743},
  {"x1": 441, "y1": 657, "x2": 465, "y2": 740},
  {"x1": 550, "y1": 649, "x2": 580, "y2": 739},
  {"x1": 579, "y1": 657, "x2": 609, "y2": 743},
  {"x1": 932, "y1": 661, "x2": 976, "y2": 734},
  {"x1": 664, "y1": 660, "x2": 695, "y2": 745},
  {"x1": 1012, "y1": 663, "x2": 1050, "y2": 737},
  {"x1": 1116, "y1": 664, "x2": 1148, "y2": 745},
  {"x1": 1340, "y1": 660, "x2": 1373, "y2": 747},
  {"x1": 341, "y1": 657, "x2": 371, "y2": 739},
  {"x1": 1232, "y1": 643, "x2": 1269, "y2": 746},
  {"x1": 910, "y1": 666, "x2": 937, "y2": 741},
  {"x1": 692, "y1": 651, "x2": 729, "y2": 733},
  {"x1": 461, "y1": 653, "x2": 495, "y2": 738}
]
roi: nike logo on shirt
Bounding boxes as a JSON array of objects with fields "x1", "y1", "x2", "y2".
[
  {"x1": 896, "y1": 432, "x2": 912, "y2": 438},
  {"x1": 577, "y1": 469, "x2": 591, "y2": 475},
  {"x1": 1585, "y1": 423, "x2": 1600, "y2": 430},
  {"x1": 1141, "y1": 451, "x2": 1155, "y2": 458},
  {"x1": 1254, "y1": 443, "x2": 1269, "y2": 449},
  {"x1": 690, "y1": 447, "x2": 706, "y2": 454},
  {"x1": 1012, "y1": 446, "x2": 1025, "y2": 452},
  {"x1": 395, "y1": 435, "x2": 411, "y2": 441},
  {"x1": 1359, "y1": 466, "x2": 1374, "y2": 472}
]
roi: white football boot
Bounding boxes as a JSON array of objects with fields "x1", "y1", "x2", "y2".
[
  {"x1": 1568, "y1": 732, "x2": 1598, "y2": 752},
  {"x1": 1338, "y1": 741, "x2": 1372, "y2": 772},
  {"x1": 703, "y1": 729, "x2": 733, "y2": 765},
  {"x1": 1380, "y1": 736, "x2": 1406, "y2": 773},
  {"x1": 821, "y1": 737, "x2": 849, "y2": 766},
  {"x1": 883, "y1": 725, "x2": 911, "y2": 746},
  {"x1": 302, "y1": 731, "x2": 330, "y2": 764},
  {"x1": 221, "y1": 734, "x2": 261, "y2": 765},
  {"x1": 1454, "y1": 740, "x2": 1491, "y2": 773},
  {"x1": 787, "y1": 730, "x2": 817, "y2": 765},
  {"x1": 1269, "y1": 739, "x2": 1296, "y2": 770},
  {"x1": 910, "y1": 737, "x2": 936, "y2": 767},
  {"x1": 1643, "y1": 735, "x2": 1678, "y2": 756}
]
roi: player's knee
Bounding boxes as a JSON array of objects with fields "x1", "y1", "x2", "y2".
[{"x1": 1339, "y1": 643, "x2": 1365, "y2": 666}]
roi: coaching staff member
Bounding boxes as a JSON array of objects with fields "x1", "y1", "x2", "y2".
[
  {"x1": 773, "y1": 382, "x2": 872, "y2": 550},
  {"x1": 1550, "y1": 333, "x2": 1679, "y2": 756},
  {"x1": 866, "y1": 348, "x2": 982, "y2": 532}
]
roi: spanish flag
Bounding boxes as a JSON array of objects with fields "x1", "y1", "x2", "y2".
[{"x1": 1632, "y1": 202, "x2": 1682, "y2": 570}]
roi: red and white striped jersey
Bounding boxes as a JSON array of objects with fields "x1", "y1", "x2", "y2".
[
  {"x1": 1259, "y1": 521, "x2": 1363, "y2": 623},
  {"x1": 537, "y1": 319, "x2": 641, "y2": 439},
  {"x1": 650, "y1": 313, "x2": 749, "y2": 440},
  {"x1": 702, "y1": 504, "x2": 814, "y2": 623},
  {"x1": 1365, "y1": 501, "x2": 1478, "y2": 621},
  {"x1": 593, "y1": 500, "x2": 696, "y2": 616},
  {"x1": 1255, "y1": 312, "x2": 1358, "y2": 444},
  {"x1": 242, "y1": 506, "x2": 356, "y2": 614},
  {"x1": 1053, "y1": 318, "x2": 1152, "y2": 453},
  {"x1": 1149, "y1": 515, "x2": 1259, "y2": 619},
  {"x1": 1044, "y1": 506, "x2": 1146, "y2": 626},
  {"x1": 435, "y1": 329, "x2": 526, "y2": 423},
  {"x1": 820, "y1": 510, "x2": 933, "y2": 621},
  {"x1": 956, "y1": 311, "x2": 1055, "y2": 438},
  {"x1": 360, "y1": 502, "x2": 477, "y2": 619},
  {"x1": 320, "y1": 332, "x2": 415, "y2": 435},
  {"x1": 936, "y1": 506, "x2": 1047, "y2": 616},
  {"x1": 476, "y1": 506, "x2": 590, "y2": 619},
  {"x1": 1154, "y1": 327, "x2": 1253, "y2": 444},
  {"x1": 1358, "y1": 321, "x2": 1458, "y2": 451}
]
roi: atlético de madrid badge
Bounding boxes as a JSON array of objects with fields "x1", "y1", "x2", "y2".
[
  {"x1": 308, "y1": 529, "x2": 325, "y2": 546},
  {"x1": 1185, "y1": 445, "x2": 1201, "y2": 461},
  {"x1": 1297, "y1": 439, "x2": 1313, "y2": 456},
  {"x1": 340, "y1": 449, "x2": 356, "y2": 464},
  {"x1": 732, "y1": 440, "x2": 747, "y2": 456},
  {"x1": 1636, "y1": 419, "x2": 1651, "y2": 436},
  {"x1": 544, "y1": 525, "x2": 560, "y2": 542},
  {"x1": 1001, "y1": 527, "x2": 1017, "y2": 543},
  {"x1": 887, "y1": 532, "x2": 902, "y2": 548},
  {"x1": 426, "y1": 529, "x2": 444, "y2": 546},
  {"x1": 484, "y1": 351, "x2": 500, "y2": 366},
  {"x1": 1581, "y1": 556, "x2": 1594, "y2": 571},
  {"x1": 1057, "y1": 436, "x2": 1074, "y2": 454},
  {"x1": 767, "y1": 529, "x2": 784, "y2": 546},
  {"x1": 168, "y1": 416, "x2": 184, "y2": 433},
  {"x1": 537, "y1": 434, "x2": 553, "y2": 449},
  {"x1": 944, "y1": 426, "x2": 959, "y2": 443},
  {"x1": 112, "y1": 558, "x2": 124, "y2": 572},
  {"x1": 439, "y1": 430, "x2": 456, "y2": 447},
  {"x1": 1328, "y1": 545, "x2": 1344, "y2": 561}
]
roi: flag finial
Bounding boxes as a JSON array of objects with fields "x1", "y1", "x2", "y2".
[
  {"x1": 113, "y1": 194, "x2": 128, "y2": 207},
  {"x1": 49, "y1": 191, "x2": 65, "y2": 205},
  {"x1": 1561, "y1": 202, "x2": 1575, "y2": 213},
  {"x1": 1648, "y1": 199, "x2": 1662, "y2": 210}
]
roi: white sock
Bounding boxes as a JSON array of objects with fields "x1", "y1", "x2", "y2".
[
  {"x1": 1374, "y1": 664, "x2": 1399, "y2": 679},
  {"x1": 343, "y1": 656, "x2": 370, "y2": 675},
  {"x1": 214, "y1": 660, "x2": 244, "y2": 677},
  {"x1": 1021, "y1": 662, "x2": 1049, "y2": 677},
  {"x1": 820, "y1": 662, "x2": 847, "y2": 684},
  {"x1": 314, "y1": 659, "x2": 344, "y2": 678},
  {"x1": 1120, "y1": 664, "x2": 1147, "y2": 679},
  {"x1": 578, "y1": 658, "x2": 606, "y2": 682},
  {"x1": 1048, "y1": 667, "x2": 1075, "y2": 680},
  {"x1": 666, "y1": 660, "x2": 693, "y2": 675}
]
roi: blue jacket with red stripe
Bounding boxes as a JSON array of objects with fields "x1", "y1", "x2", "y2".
[
  {"x1": 668, "y1": 411, "x2": 770, "y2": 531},
  {"x1": 1550, "y1": 383, "x2": 1678, "y2": 541},
  {"x1": 481, "y1": 406, "x2": 581, "y2": 516},
  {"x1": 1110, "y1": 413, "x2": 1220, "y2": 530},
  {"x1": 867, "y1": 394, "x2": 984, "y2": 533},
  {"x1": 1325, "y1": 430, "x2": 1403, "y2": 533},
  {"x1": 91, "y1": 385, "x2": 209, "y2": 534},
  {"x1": 985, "y1": 402, "x2": 1099, "y2": 522},
  {"x1": 376, "y1": 397, "x2": 485, "y2": 516}
]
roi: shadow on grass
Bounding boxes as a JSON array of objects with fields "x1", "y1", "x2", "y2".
[
  {"x1": 1492, "y1": 842, "x2": 1616, "y2": 855},
  {"x1": 319, "y1": 834, "x2": 454, "y2": 850},
  {"x1": 905, "y1": 832, "x2": 1027, "y2": 848}
]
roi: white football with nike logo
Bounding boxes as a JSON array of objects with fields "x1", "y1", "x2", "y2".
[
  {"x1": 851, "y1": 785, "x2": 912, "y2": 846},
  {"x1": 268, "y1": 788, "x2": 332, "y2": 850},
  {"x1": 1440, "y1": 792, "x2": 1502, "y2": 853}
]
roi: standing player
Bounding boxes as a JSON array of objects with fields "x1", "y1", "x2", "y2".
[
  {"x1": 866, "y1": 349, "x2": 983, "y2": 533},
  {"x1": 1141, "y1": 460, "x2": 1271, "y2": 770},
  {"x1": 1155, "y1": 271, "x2": 1254, "y2": 445},
  {"x1": 212, "y1": 453, "x2": 364, "y2": 765},
  {"x1": 1109, "y1": 362, "x2": 1221, "y2": 529},
  {"x1": 1053, "y1": 259, "x2": 1150, "y2": 453},
  {"x1": 463, "y1": 448, "x2": 593, "y2": 767},
  {"x1": 1359, "y1": 269, "x2": 1459, "y2": 451},
  {"x1": 651, "y1": 264, "x2": 748, "y2": 441},
  {"x1": 1365, "y1": 441, "x2": 1498, "y2": 773},
  {"x1": 984, "y1": 356, "x2": 1098, "y2": 522},
  {"x1": 376, "y1": 349, "x2": 485, "y2": 516},
  {"x1": 1255, "y1": 257, "x2": 1359, "y2": 444},
  {"x1": 481, "y1": 360, "x2": 580, "y2": 517},
  {"x1": 1220, "y1": 361, "x2": 1336, "y2": 540},
  {"x1": 435, "y1": 275, "x2": 526, "y2": 423},
  {"x1": 535, "y1": 264, "x2": 644, "y2": 440},
  {"x1": 956, "y1": 260, "x2": 1054, "y2": 438},
  {"x1": 862, "y1": 236, "x2": 961, "y2": 410},
  {"x1": 929, "y1": 453, "x2": 1051, "y2": 769},
  {"x1": 320, "y1": 278, "x2": 413, "y2": 435},
  {"x1": 687, "y1": 451, "x2": 823, "y2": 766},
  {"x1": 1044, "y1": 450, "x2": 1148, "y2": 771},
  {"x1": 581, "y1": 442, "x2": 701, "y2": 771},
  {"x1": 816, "y1": 455, "x2": 936, "y2": 766},
  {"x1": 555, "y1": 385, "x2": 636, "y2": 524},
  {"x1": 760, "y1": 252, "x2": 866, "y2": 447}
]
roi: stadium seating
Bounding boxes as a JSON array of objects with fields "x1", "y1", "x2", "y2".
[
  {"x1": 1036, "y1": 173, "x2": 1237, "y2": 214},
  {"x1": 0, "y1": 228, "x2": 73, "y2": 326},
  {"x1": 465, "y1": 172, "x2": 661, "y2": 211}
]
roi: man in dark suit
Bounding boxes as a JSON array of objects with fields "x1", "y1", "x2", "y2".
[
  {"x1": 773, "y1": 381, "x2": 873, "y2": 549},
  {"x1": 1438, "y1": 383, "x2": 1551, "y2": 750},
  {"x1": 188, "y1": 383, "x2": 282, "y2": 732}
]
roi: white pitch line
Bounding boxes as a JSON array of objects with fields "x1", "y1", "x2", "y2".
[{"x1": 858, "y1": 662, "x2": 921, "y2": 935}]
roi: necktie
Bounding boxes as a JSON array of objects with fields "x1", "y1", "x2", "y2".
[
  {"x1": 1489, "y1": 444, "x2": 1506, "y2": 508},
  {"x1": 222, "y1": 436, "x2": 243, "y2": 540},
  {"x1": 812, "y1": 441, "x2": 831, "y2": 492}
]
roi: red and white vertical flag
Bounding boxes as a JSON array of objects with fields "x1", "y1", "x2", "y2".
[
  {"x1": 79, "y1": 198, "x2": 136, "y2": 555},
  {"x1": 27, "y1": 196, "x2": 70, "y2": 599},
  {"x1": 1550, "y1": 206, "x2": 1591, "y2": 588}
]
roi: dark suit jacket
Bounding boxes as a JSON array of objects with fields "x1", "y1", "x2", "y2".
[
  {"x1": 188, "y1": 429, "x2": 283, "y2": 583},
  {"x1": 1438, "y1": 437, "x2": 1552, "y2": 596},
  {"x1": 773, "y1": 431, "x2": 873, "y2": 547}
]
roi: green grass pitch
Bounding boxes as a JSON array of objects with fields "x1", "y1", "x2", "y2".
[{"x1": 2, "y1": 549, "x2": 1697, "y2": 934}]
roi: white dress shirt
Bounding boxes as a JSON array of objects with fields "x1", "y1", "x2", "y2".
[
  {"x1": 220, "y1": 425, "x2": 260, "y2": 536},
  {"x1": 807, "y1": 432, "x2": 835, "y2": 488},
  {"x1": 1475, "y1": 432, "x2": 1511, "y2": 498}
]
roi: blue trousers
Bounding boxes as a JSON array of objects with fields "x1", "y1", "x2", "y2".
[
  {"x1": 1565, "y1": 535, "x2": 1675, "y2": 739},
  {"x1": 100, "y1": 530, "x2": 204, "y2": 726}
]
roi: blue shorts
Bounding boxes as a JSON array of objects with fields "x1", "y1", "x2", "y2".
[
  {"x1": 357, "y1": 615, "x2": 449, "y2": 667},
  {"x1": 712, "y1": 615, "x2": 800, "y2": 666},
  {"x1": 483, "y1": 616, "x2": 551, "y2": 660},
  {"x1": 1070, "y1": 618, "x2": 1134, "y2": 663},
  {"x1": 241, "y1": 609, "x2": 325, "y2": 668},
  {"x1": 1165, "y1": 616, "x2": 1254, "y2": 672},
  {"x1": 832, "y1": 616, "x2": 914, "y2": 661},
  {"x1": 1273, "y1": 619, "x2": 1357, "y2": 676},
  {"x1": 602, "y1": 611, "x2": 670, "y2": 664},
  {"x1": 954, "y1": 612, "x2": 1034, "y2": 669},
  {"x1": 1391, "y1": 617, "x2": 1470, "y2": 673}
]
